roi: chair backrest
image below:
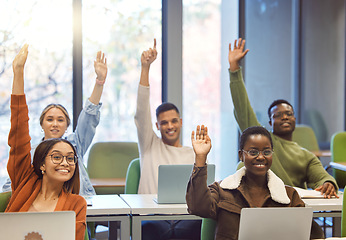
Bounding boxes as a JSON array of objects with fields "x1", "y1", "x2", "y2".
[
  {"x1": 305, "y1": 109, "x2": 328, "y2": 143},
  {"x1": 292, "y1": 124, "x2": 320, "y2": 152},
  {"x1": 124, "y1": 158, "x2": 141, "y2": 194},
  {"x1": 331, "y1": 132, "x2": 346, "y2": 188},
  {"x1": 342, "y1": 193, "x2": 346, "y2": 237},
  {"x1": 201, "y1": 218, "x2": 217, "y2": 240},
  {"x1": 87, "y1": 142, "x2": 139, "y2": 194},
  {"x1": 0, "y1": 191, "x2": 11, "y2": 212}
]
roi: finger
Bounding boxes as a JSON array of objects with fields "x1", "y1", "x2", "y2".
[
  {"x1": 153, "y1": 38, "x2": 157, "y2": 49},
  {"x1": 240, "y1": 39, "x2": 245, "y2": 50},
  {"x1": 101, "y1": 52, "x2": 105, "y2": 62},
  {"x1": 96, "y1": 51, "x2": 101, "y2": 61},
  {"x1": 243, "y1": 49, "x2": 250, "y2": 56},
  {"x1": 196, "y1": 125, "x2": 201, "y2": 140},
  {"x1": 191, "y1": 130, "x2": 195, "y2": 142},
  {"x1": 234, "y1": 39, "x2": 237, "y2": 49},
  {"x1": 204, "y1": 126, "x2": 208, "y2": 139},
  {"x1": 21, "y1": 44, "x2": 29, "y2": 53},
  {"x1": 229, "y1": 43, "x2": 232, "y2": 51}
]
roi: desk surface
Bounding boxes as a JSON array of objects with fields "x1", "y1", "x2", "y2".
[
  {"x1": 311, "y1": 150, "x2": 331, "y2": 157},
  {"x1": 90, "y1": 178, "x2": 126, "y2": 188},
  {"x1": 120, "y1": 194, "x2": 190, "y2": 215},
  {"x1": 86, "y1": 194, "x2": 130, "y2": 215},
  {"x1": 302, "y1": 196, "x2": 343, "y2": 212}
]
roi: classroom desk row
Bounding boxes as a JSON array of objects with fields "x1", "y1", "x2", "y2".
[{"x1": 86, "y1": 193, "x2": 344, "y2": 240}]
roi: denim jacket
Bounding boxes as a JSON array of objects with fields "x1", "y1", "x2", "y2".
[{"x1": 2, "y1": 99, "x2": 101, "y2": 196}]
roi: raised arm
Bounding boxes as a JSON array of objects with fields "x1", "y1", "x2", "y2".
[
  {"x1": 191, "y1": 125, "x2": 212, "y2": 167},
  {"x1": 89, "y1": 51, "x2": 107, "y2": 105},
  {"x1": 8, "y1": 44, "x2": 32, "y2": 191},
  {"x1": 228, "y1": 38, "x2": 249, "y2": 72},
  {"x1": 140, "y1": 38, "x2": 157, "y2": 87},
  {"x1": 228, "y1": 38, "x2": 260, "y2": 132},
  {"x1": 12, "y1": 44, "x2": 29, "y2": 94}
]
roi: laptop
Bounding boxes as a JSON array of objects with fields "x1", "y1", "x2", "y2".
[
  {"x1": 0, "y1": 211, "x2": 76, "y2": 240},
  {"x1": 155, "y1": 164, "x2": 215, "y2": 204},
  {"x1": 238, "y1": 207, "x2": 313, "y2": 240}
]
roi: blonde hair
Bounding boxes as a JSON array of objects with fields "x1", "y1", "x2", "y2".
[{"x1": 39, "y1": 104, "x2": 71, "y2": 127}]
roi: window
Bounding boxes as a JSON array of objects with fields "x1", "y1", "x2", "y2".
[
  {"x1": 0, "y1": 0, "x2": 73, "y2": 185},
  {"x1": 82, "y1": 0, "x2": 162, "y2": 144},
  {"x1": 182, "y1": 0, "x2": 239, "y2": 179}
]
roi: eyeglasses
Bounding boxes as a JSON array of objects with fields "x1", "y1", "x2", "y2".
[
  {"x1": 271, "y1": 111, "x2": 294, "y2": 119},
  {"x1": 49, "y1": 153, "x2": 77, "y2": 165},
  {"x1": 242, "y1": 149, "x2": 274, "y2": 158}
]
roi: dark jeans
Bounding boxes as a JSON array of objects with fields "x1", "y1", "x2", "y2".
[{"x1": 142, "y1": 220, "x2": 201, "y2": 240}]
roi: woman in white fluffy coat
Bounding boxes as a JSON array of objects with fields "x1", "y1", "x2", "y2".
[{"x1": 186, "y1": 125, "x2": 323, "y2": 240}]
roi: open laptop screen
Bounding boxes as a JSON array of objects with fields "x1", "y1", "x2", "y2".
[
  {"x1": 238, "y1": 207, "x2": 313, "y2": 240},
  {"x1": 0, "y1": 211, "x2": 76, "y2": 240}
]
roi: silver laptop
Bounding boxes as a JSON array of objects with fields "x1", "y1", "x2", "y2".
[
  {"x1": 238, "y1": 207, "x2": 313, "y2": 240},
  {"x1": 0, "y1": 211, "x2": 76, "y2": 240},
  {"x1": 155, "y1": 164, "x2": 215, "y2": 204}
]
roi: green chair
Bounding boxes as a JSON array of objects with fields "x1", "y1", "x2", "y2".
[
  {"x1": 341, "y1": 193, "x2": 346, "y2": 237},
  {"x1": 305, "y1": 109, "x2": 329, "y2": 150},
  {"x1": 201, "y1": 218, "x2": 217, "y2": 240},
  {"x1": 125, "y1": 158, "x2": 141, "y2": 194},
  {"x1": 331, "y1": 132, "x2": 346, "y2": 189},
  {"x1": 87, "y1": 141, "x2": 139, "y2": 195},
  {"x1": 0, "y1": 191, "x2": 11, "y2": 212},
  {"x1": 292, "y1": 124, "x2": 320, "y2": 152}
]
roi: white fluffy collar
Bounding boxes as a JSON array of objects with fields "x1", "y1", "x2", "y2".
[{"x1": 220, "y1": 167, "x2": 290, "y2": 204}]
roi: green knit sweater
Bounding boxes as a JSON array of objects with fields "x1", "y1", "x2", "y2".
[{"x1": 229, "y1": 68, "x2": 338, "y2": 190}]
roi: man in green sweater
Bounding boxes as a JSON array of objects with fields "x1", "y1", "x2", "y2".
[{"x1": 228, "y1": 38, "x2": 338, "y2": 198}]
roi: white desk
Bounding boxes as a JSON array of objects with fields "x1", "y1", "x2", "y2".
[
  {"x1": 303, "y1": 196, "x2": 343, "y2": 237},
  {"x1": 86, "y1": 194, "x2": 131, "y2": 240},
  {"x1": 120, "y1": 194, "x2": 201, "y2": 240}
]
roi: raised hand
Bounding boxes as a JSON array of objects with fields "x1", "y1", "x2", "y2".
[
  {"x1": 141, "y1": 38, "x2": 157, "y2": 68},
  {"x1": 13, "y1": 44, "x2": 29, "y2": 72},
  {"x1": 94, "y1": 51, "x2": 107, "y2": 85},
  {"x1": 191, "y1": 125, "x2": 212, "y2": 167},
  {"x1": 228, "y1": 38, "x2": 249, "y2": 72}
]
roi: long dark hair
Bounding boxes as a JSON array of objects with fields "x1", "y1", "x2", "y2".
[{"x1": 33, "y1": 138, "x2": 80, "y2": 194}]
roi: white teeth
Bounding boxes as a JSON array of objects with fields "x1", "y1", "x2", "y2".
[{"x1": 57, "y1": 169, "x2": 69, "y2": 173}]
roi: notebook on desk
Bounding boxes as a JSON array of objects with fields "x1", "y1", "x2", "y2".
[
  {"x1": 238, "y1": 207, "x2": 313, "y2": 240},
  {"x1": 154, "y1": 164, "x2": 215, "y2": 204},
  {"x1": 0, "y1": 211, "x2": 76, "y2": 240}
]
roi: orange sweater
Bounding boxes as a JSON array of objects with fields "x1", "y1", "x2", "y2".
[{"x1": 5, "y1": 94, "x2": 87, "y2": 240}]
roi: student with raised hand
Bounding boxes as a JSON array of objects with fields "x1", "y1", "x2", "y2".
[
  {"x1": 228, "y1": 38, "x2": 338, "y2": 199},
  {"x1": 135, "y1": 39, "x2": 200, "y2": 239},
  {"x1": 186, "y1": 125, "x2": 322, "y2": 239},
  {"x1": 2, "y1": 47, "x2": 107, "y2": 196},
  {"x1": 5, "y1": 44, "x2": 86, "y2": 240}
]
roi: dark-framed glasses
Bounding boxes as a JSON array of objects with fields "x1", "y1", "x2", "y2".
[
  {"x1": 242, "y1": 149, "x2": 274, "y2": 158},
  {"x1": 271, "y1": 111, "x2": 294, "y2": 119},
  {"x1": 49, "y1": 153, "x2": 77, "y2": 165}
]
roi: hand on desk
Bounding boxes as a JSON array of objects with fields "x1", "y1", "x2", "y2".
[{"x1": 315, "y1": 182, "x2": 339, "y2": 199}]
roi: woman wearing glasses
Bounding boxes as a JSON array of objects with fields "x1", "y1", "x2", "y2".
[
  {"x1": 4, "y1": 44, "x2": 98, "y2": 240},
  {"x1": 2, "y1": 44, "x2": 107, "y2": 197},
  {"x1": 186, "y1": 125, "x2": 307, "y2": 240}
]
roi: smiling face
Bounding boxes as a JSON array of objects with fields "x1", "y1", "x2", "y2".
[
  {"x1": 40, "y1": 142, "x2": 76, "y2": 184},
  {"x1": 269, "y1": 103, "x2": 296, "y2": 139},
  {"x1": 156, "y1": 109, "x2": 182, "y2": 147},
  {"x1": 239, "y1": 134, "x2": 273, "y2": 178},
  {"x1": 41, "y1": 107, "x2": 68, "y2": 140}
]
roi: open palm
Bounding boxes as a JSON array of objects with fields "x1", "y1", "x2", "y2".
[{"x1": 191, "y1": 125, "x2": 212, "y2": 156}]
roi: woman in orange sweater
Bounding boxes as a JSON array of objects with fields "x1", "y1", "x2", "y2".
[{"x1": 5, "y1": 44, "x2": 87, "y2": 240}]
